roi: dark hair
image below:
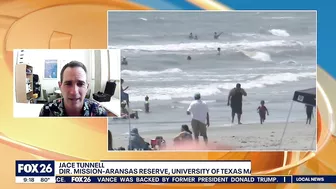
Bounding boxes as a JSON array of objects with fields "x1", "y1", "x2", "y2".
[
  {"x1": 131, "y1": 128, "x2": 138, "y2": 134},
  {"x1": 236, "y1": 83, "x2": 241, "y2": 88},
  {"x1": 194, "y1": 93, "x2": 201, "y2": 100},
  {"x1": 145, "y1": 96, "x2": 149, "y2": 101},
  {"x1": 60, "y1": 61, "x2": 87, "y2": 83},
  {"x1": 181, "y1": 124, "x2": 192, "y2": 135}
]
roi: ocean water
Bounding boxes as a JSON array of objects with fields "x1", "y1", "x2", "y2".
[{"x1": 107, "y1": 11, "x2": 316, "y2": 134}]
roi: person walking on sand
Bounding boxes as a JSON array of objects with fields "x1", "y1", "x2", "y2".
[
  {"x1": 305, "y1": 104, "x2": 314, "y2": 124},
  {"x1": 144, "y1": 95, "x2": 150, "y2": 113},
  {"x1": 257, "y1": 100, "x2": 269, "y2": 124},
  {"x1": 227, "y1": 83, "x2": 247, "y2": 124},
  {"x1": 187, "y1": 93, "x2": 210, "y2": 145}
]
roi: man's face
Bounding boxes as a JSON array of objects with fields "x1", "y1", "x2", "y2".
[{"x1": 59, "y1": 67, "x2": 89, "y2": 111}]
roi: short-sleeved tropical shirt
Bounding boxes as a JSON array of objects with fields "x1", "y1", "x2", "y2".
[{"x1": 39, "y1": 98, "x2": 107, "y2": 116}]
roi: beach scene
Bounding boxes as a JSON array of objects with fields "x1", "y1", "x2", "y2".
[{"x1": 107, "y1": 11, "x2": 317, "y2": 151}]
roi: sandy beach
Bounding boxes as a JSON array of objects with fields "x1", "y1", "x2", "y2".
[
  {"x1": 109, "y1": 120, "x2": 316, "y2": 151},
  {"x1": 107, "y1": 11, "x2": 316, "y2": 152}
]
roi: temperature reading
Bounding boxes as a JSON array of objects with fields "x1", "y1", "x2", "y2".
[
  {"x1": 41, "y1": 177, "x2": 50, "y2": 182},
  {"x1": 23, "y1": 178, "x2": 28, "y2": 182},
  {"x1": 28, "y1": 178, "x2": 34, "y2": 182}
]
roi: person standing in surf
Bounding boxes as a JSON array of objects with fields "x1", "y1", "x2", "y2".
[
  {"x1": 189, "y1": 32, "x2": 193, "y2": 39},
  {"x1": 227, "y1": 83, "x2": 247, "y2": 124}
]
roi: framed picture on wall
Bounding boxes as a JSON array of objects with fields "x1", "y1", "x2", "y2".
[{"x1": 44, "y1": 59, "x2": 58, "y2": 79}]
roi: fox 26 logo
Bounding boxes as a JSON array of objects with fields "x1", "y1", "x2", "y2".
[{"x1": 16, "y1": 161, "x2": 55, "y2": 176}]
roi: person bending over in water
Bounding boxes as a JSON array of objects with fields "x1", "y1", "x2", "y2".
[{"x1": 214, "y1": 32, "x2": 223, "y2": 39}]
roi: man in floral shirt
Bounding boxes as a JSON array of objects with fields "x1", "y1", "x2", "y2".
[{"x1": 39, "y1": 61, "x2": 107, "y2": 117}]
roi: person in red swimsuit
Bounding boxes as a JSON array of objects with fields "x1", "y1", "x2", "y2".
[{"x1": 257, "y1": 100, "x2": 269, "y2": 124}]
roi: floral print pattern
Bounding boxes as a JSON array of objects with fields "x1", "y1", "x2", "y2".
[{"x1": 39, "y1": 98, "x2": 107, "y2": 117}]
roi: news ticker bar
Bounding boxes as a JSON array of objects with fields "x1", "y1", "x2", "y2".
[
  {"x1": 15, "y1": 176, "x2": 336, "y2": 184},
  {"x1": 15, "y1": 160, "x2": 336, "y2": 184},
  {"x1": 15, "y1": 160, "x2": 252, "y2": 176}
]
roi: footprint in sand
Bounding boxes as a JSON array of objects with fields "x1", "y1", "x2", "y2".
[
  {"x1": 270, "y1": 135, "x2": 274, "y2": 137},
  {"x1": 241, "y1": 141, "x2": 247, "y2": 143}
]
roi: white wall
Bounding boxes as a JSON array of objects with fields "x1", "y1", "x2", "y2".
[
  {"x1": 109, "y1": 49, "x2": 121, "y2": 99},
  {"x1": 15, "y1": 49, "x2": 93, "y2": 94},
  {"x1": 109, "y1": 49, "x2": 121, "y2": 80},
  {"x1": 100, "y1": 50, "x2": 109, "y2": 92},
  {"x1": 94, "y1": 49, "x2": 121, "y2": 99}
]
